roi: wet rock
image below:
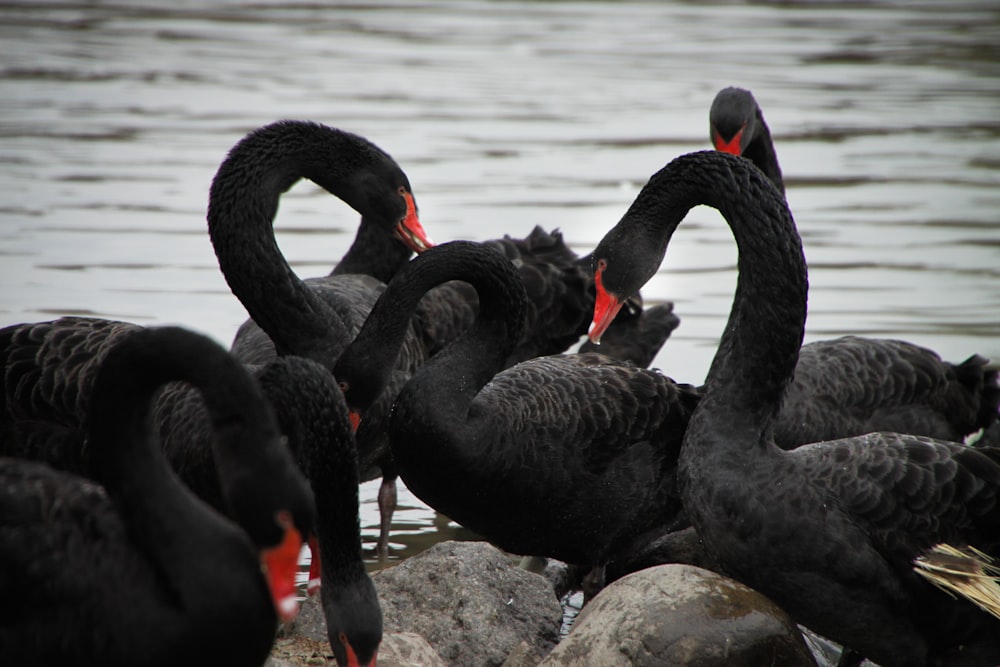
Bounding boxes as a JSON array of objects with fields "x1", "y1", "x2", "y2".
[
  {"x1": 538, "y1": 564, "x2": 817, "y2": 667},
  {"x1": 374, "y1": 540, "x2": 563, "y2": 667}
]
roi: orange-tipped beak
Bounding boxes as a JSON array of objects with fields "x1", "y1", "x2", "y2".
[
  {"x1": 306, "y1": 533, "x2": 322, "y2": 596},
  {"x1": 394, "y1": 191, "x2": 433, "y2": 253},
  {"x1": 261, "y1": 511, "x2": 303, "y2": 622},
  {"x1": 588, "y1": 266, "x2": 623, "y2": 345},
  {"x1": 712, "y1": 123, "x2": 746, "y2": 156}
]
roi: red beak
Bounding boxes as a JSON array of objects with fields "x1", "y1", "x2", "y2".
[
  {"x1": 260, "y1": 511, "x2": 303, "y2": 622},
  {"x1": 588, "y1": 265, "x2": 624, "y2": 344},
  {"x1": 394, "y1": 191, "x2": 433, "y2": 253},
  {"x1": 712, "y1": 124, "x2": 745, "y2": 156}
]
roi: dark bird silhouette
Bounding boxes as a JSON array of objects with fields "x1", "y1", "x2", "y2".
[
  {"x1": 0, "y1": 318, "x2": 381, "y2": 666},
  {"x1": 206, "y1": 120, "x2": 435, "y2": 569},
  {"x1": 354, "y1": 227, "x2": 679, "y2": 561},
  {"x1": 257, "y1": 356, "x2": 381, "y2": 667},
  {"x1": 708, "y1": 86, "x2": 999, "y2": 447},
  {"x1": 589, "y1": 149, "x2": 1000, "y2": 667},
  {"x1": 334, "y1": 241, "x2": 699, "y2": 600},
  {"x1": 209, "y1": 120, "x2": 432, "y2": 369},
  {"x1": 709, "y1": 86, "x2": 785, "y2": 195},
  {"x1": 776, "y1": 335, "x2": 999, "y2": 448},
  {"x1": 205, "y1": 122, "x2": 680, "y2": 562},
  {"x1": 0, "y1": 317, "x2": 314, "y2": 620},
  {"x1": 0, "y1": 327, "x2": 302, "y2": 665}
]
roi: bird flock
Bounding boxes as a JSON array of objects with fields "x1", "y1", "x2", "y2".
[{"x1": 1, "y1": 87, "x2": 998, "y2": 667}]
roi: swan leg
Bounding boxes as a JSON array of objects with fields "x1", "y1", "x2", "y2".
[{"x1": 376, "y1": 473, "x2": 397, "y2": 563}]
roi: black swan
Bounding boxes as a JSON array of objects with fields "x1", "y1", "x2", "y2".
[
  {"x1": 708, "y1": 86, "x2": 999, "y2": 446},
  {"x1": 210, "y1": 120, "x2": 432, "y2": 369},
  {"x1": 709, "y1": 86, "x2": 785, "y2": 195},
  {"x1": 334, "y1": 241, "x2": 700, "y2": 599},
  {"x1": 206, "y1": 123, "x2": 680, "y2": 561},
  {"x1": 0, "y1": 327, "x2": 302, "y2": 665},
  {"x1": 0, "y1": 317, "x2": 315, "y2": 615},
  {"x1": 206, "y1": 120, "x2": 436, "y2": 569},
  {"x1": 353, "y1": 228, "x2": 679, "y2": 562},
  {"x1": 257, "y1": 356, "x2": 381, "y2": 667},
  {"x1": 588, "y1": 150, "x2": 1000, "y2": 667},
  {"x1": 0, "y1": 318, "x2": 381, "y2": 664}
]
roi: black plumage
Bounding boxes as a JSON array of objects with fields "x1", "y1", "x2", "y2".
[
  {"x1": 709, "y1": 85, "x2": 785, "y2": 194},
  {"x1": 207, "y1": 122, "x2": 679, "y2": 561},
  {"x1": 0, "y1": 327, "x2": 295, "y2": 665},
  {"x1": 0, "y1": 318, "x2": 381, "y2": 666},
  {"x1": 589, "y1": 149, "x2": 1000, "y2": 667},
  {"x1": 210, "y1": 120, "x2": 430, "y2": 369},
  {"x1": 709, "y1": 86, "x2": 999, "y2": 446},
  {"x1": 335, "y1": 241, "x2": 699, "y2": 598},
  {"x1": 256, "y1": 357, "x2": 381, "y2": 667},
  {"x1": 0, "y1": 316, "x2": 314, "y2": 560}
]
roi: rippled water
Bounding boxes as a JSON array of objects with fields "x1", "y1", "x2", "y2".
[{"x1": 2, "y1": 0, "x2": 999, "y2": 596}]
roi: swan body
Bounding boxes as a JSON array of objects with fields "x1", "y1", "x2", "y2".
[
  {"x1": 335, "y1": 241, "x2": 698, "y2": 595},
  {"x1": 589, "y1": 150, "x2": 1000, "y2": 667},
  {"x1": 0, "y1": 327, "x2": 298, "y2": 665},
  {"x1": 208, "y1": 120, "x2": 430, "y2": 368},
  {"x1": 710, "y1": 86, "x2": 785, "y2": 194},
  {"x1": 709, "y1": 86, "x2": 999, "y2": 446},
  {"x1": 205, "y1": 122, "x2": 679, "y2": 565},
  {"x1": 0, "y1": 317, "x2": 315, "y2": 617}
]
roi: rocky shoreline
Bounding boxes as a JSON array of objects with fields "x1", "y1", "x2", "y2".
[{"x1": 269, "y1": 540, "x2": 832, "y2": 667}]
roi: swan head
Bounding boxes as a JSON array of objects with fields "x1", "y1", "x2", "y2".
[
  {"x1": 323, "y1": 575, "x2": 383, "y2": 667},
  {"x1": 393, "y1": 187, "x2": 433, "y2": 253},
  {"x1": 709, "y1": 86, "x2": 759, "y2": 156},
  {"x1": 588, "y1": 222, "x2": 667, "y2": 344}
]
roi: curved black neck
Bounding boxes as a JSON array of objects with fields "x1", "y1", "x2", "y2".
[
  {"x1": 745, "y1": 112, "x2": 786, "y2": 196},
  {"x1": 86, "y1": 328, "x2": 273, "y2": 592},
  {"x1": 336, "y1": 241, "x2": 527, "y2": 418},
  {"x1": 208, "y1": 121, "x2": 386, "y2": 361},
  {"x1": 332, "y1": 215, "x2": 412, "y2": 284},
  {"x1": 608, "y1": 151, "x2": 806, "y2": 428},
  {"x1": 258, "y1": 356, "x2": 364, "y2": 586}
]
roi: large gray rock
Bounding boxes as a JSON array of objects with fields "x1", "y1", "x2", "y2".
[
  {"x1": 539, "y1": 564, "x2": 817, "y2": 667},
  {"x1": 374, "y1": 540, "x2": 563, "y2": 667}
]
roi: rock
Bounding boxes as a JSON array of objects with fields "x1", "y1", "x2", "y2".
[
  {"x1": 374, "y1": 540, "x2": 563, "y2": 667},
  {"x1": 274, "y1": 595, "x2": 446, "y2": 666},
  {"x1": 279, "y1": 593, "x2": 327, "y2": 643},
  {"x1": 538, "y1": 564, "x2": 817, "y2": 667},
  {"x1": 379, "y1": 632, "x2": 449, "y2": 667},
  {"x1": 265, "y1": 635, "x2": 332, "y2": 666}
]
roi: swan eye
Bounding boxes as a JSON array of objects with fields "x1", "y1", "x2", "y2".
[
  {"x1": 597, "y1": 258, "x2": 608, "y2": 272},
  {"x1": 339, "y1": 631, "x2": 349, "y2": 646},
  {"x1": 397, "y1": 186, "x2": 407, "y2": 196},
  {"x1": 338, "y1": 380, "x2": 350, "y2": 394}
]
